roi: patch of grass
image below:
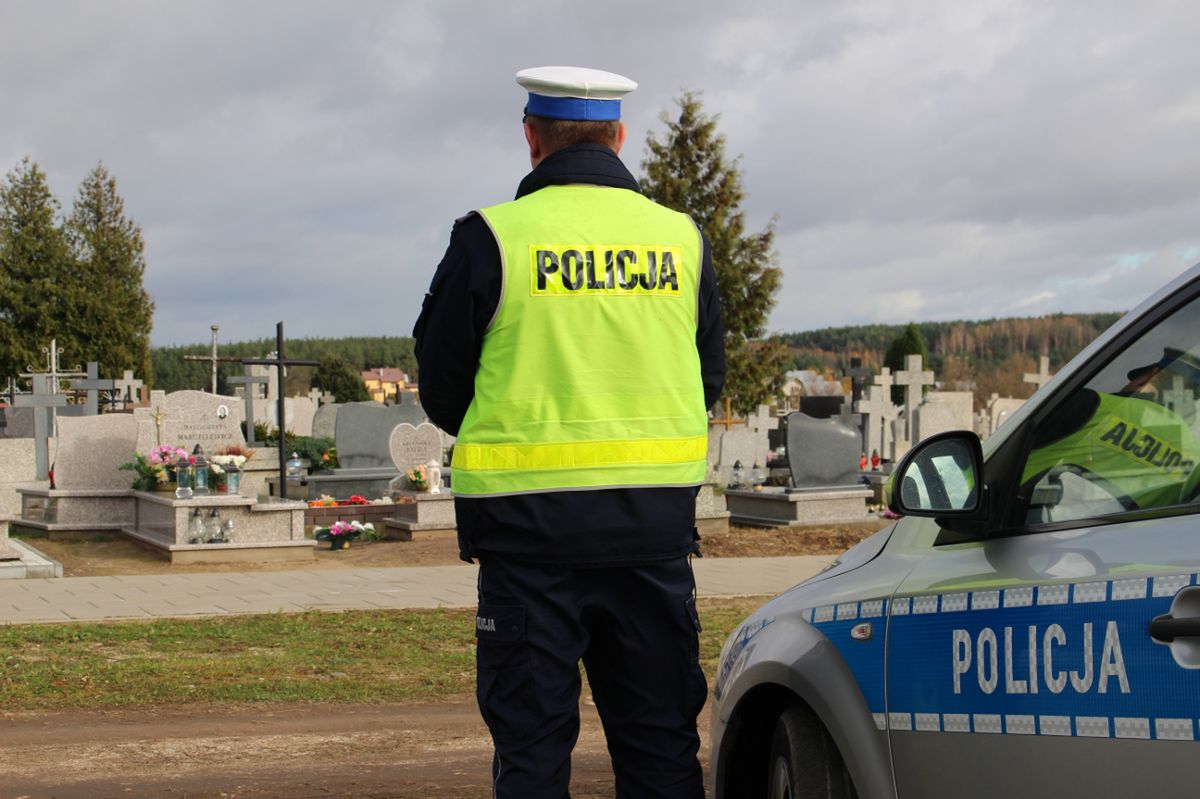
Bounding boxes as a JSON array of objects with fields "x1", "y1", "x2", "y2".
[{"x1": 0, "y1": 599, "x2": 769, "y2": 711}]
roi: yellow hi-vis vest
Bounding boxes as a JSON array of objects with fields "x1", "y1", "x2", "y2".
[{"x1": 451, "y1": 184, "x2": 709, "y2": 497}]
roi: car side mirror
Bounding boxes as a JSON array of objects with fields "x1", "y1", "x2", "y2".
[{"x1": 887, "y1": 431, "x2": 985, "y2": 517}]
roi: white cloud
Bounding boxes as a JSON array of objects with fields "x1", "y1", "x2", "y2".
[{"x1": 1, "y1": 0, "x2": 1199, "y2": 352}]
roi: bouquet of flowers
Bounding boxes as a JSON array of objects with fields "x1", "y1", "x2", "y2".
[
  {"x1": 121, "y1": 445, "x2": 193, "y2": 491},
  {"x1": 405, "y1": 464, "x2": 429, "y2": 491},
  {"x1": 313, "y1": 520, "x2": 378, "y2": 549}
]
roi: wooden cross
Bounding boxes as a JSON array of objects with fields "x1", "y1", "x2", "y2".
[
  {"x1": 709, "y1": 397, "x2": 744, "y2": 431},
  {"x1": 71, "y1": 362, "x2": 116, "y2": 415},
  {"x1": 241, "y1": 322, "x2": 319, "y2": 500},
  {"x1": 182, "y1": 325, "x2": 243, "y2": 393}
]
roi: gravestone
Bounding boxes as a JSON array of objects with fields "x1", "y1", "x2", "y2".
[
  {"x1": 335, "y1": 403, "x2": 420, "y2": 470},
  {"x1": 388, "y1": 423, "x2": 443, "y2": 472},
  {"x1": 0, "y1": 407, "x2": 35, "y2": 438},
  {"x1": 312, "y1": 403, "x2": 341, "y2": 440},
  {"x1": 133, "y1": 390, "x2": 247, "y2": 455},
  {"x1": 785, "y1": 412, "x2": 861, "y2": 488},
  {"x1": 911, "y1": 398, "x2": 962, "y2": 443},
  {"x1": 988, "y1": 396, "x2": 1026, "y2": 435},
  {"x1": 53, "y1": 414, "x2": 139, "y2": 490}
]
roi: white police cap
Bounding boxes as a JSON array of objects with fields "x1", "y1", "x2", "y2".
[{"x1": 517, "y1": 66, "x2": 637, "y2": 122}]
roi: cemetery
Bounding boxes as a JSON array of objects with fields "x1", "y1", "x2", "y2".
[{"x1": 0, "y1": 325, "x2": 1063, "y2": 578}]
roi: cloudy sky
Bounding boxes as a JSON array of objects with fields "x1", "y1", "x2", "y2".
[{"x1": 3, "y1": 1, "x2": 1199, "y2": 348}]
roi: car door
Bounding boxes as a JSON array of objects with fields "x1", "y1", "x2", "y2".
[{"x1": 885, "y1": 284, "x2": 1200, "y2": 798}]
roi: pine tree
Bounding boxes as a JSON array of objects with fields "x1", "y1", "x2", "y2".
[
  {"x1": 0, "y1": 158, "x2": 73, "y2": 380},
  {"x1": 641, "y1": 92, "x2": 786, "y2": 414},
  {"x1": 884, "y1": 322, "x2": 931, "y2": 403},
  {"x1": 66, "y1": 162, "x2": 155, "y2": 381}
]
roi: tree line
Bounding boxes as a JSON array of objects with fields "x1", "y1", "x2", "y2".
[
  {"x1": 151, "y1": 336, "x2": 417, "y2": 395},
  {"x1": 780, "y1": 313, "x2": 1124, "y2": 409},
  {"x1": 0, "y1": 158, "x2": 153, "y2": 383}
]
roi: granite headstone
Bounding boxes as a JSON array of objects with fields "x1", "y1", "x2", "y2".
[
  {"x1": 336, "y1": 402, "x2": 423, "y2": 470},
  {"x1": 133, "y1": 390, "x2": 247, "y2": 455},
  {"x1": 54, "y1": 414, "x2": 139, "y2": 490},
  {"x1": 785, "y1": 412, "x2": 861, "y2": 488},
  {"x1": 388, "y1": 423, "x2": 443, "y2": 471}
]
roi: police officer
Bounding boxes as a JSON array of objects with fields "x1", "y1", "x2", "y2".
[{"x1": 414, "y1": 66, "x2": 725, "y2": 798}]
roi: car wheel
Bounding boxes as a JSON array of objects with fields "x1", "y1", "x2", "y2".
[{"x1": 768, "y1": 706, "x2": 856, "y2": 799}]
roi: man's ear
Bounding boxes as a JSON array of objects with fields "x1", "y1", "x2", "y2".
[
  {"x1": 613, "y1": 122, "x2": 627, "y2": 155},
  {"x1": 524, "y1": 121, "x2": 543, "y2": 167}
]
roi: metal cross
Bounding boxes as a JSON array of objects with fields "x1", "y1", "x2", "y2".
[
  {"x1": 19, "y1": 337, "x2": 87, "y2": 395},
  {"x1": 150, "y1": 405, "x2": 167, "y2": 447},
  {"x1": 13, "y1": 383, "x2": 69, "y2": 479},
  {"x1": 241, "y1": 322, "x2": 319, "y2": 500},
  {"x1": 182, "y1": 325, "x2": 243, "y2": 393},
  {"x1": 845, "y1": 357, "x2": 874, "y2": 406}
]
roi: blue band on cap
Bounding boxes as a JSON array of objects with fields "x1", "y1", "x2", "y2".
[{"x1": 526, "y1": 93, "x2": 621, "y2": 121}]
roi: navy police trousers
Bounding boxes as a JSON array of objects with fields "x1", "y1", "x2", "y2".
[{"x1": 474, "y1": 555, "x2": 707, "y2": 799}]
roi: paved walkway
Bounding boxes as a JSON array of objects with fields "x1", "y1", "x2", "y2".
[{"x1": 0, "y1": 556, "x2": 834, "y2": 625}]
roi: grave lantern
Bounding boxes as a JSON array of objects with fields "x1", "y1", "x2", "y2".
[
  {"x1": 731, "y1": 460, "x2": 745, "y2": 489},
  {"x1": 192, "y1": 445, "x2": 210, "y2": 495}
]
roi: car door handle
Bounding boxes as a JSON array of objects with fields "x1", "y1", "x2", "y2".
[{"x1": 1149, "y1": 614, "x2": 1200, "y2": 642}]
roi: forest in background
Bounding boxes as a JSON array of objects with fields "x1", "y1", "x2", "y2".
[
  {"x1": 151, "y1": 336, "x2": 416, "y2": 394},
  {"x1": 779, "y1": 311, "x2": 1125, "y2": 408},
  {"x1": 148, "y1": 311, "x2": 1125, "y2": 409}
]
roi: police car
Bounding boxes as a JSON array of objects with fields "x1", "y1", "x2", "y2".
[{"x1": 710, "y1": 263, "x2": 1200, "y2": 798}]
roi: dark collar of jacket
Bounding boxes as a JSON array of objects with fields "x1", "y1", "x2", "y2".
[{"x1": 514, "y1": 143, "x2": 641, "y2": 200}]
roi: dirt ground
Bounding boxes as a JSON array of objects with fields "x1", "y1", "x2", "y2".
[
  {"x1": 4, "y1": 520, "x2": 889, "y2": 797},
  {"x1": 0, "y1": 697, "x2": 668, "y2": 798},
  {"x1": 24, "y1": 519, "x2": 890, "y2": 577}
]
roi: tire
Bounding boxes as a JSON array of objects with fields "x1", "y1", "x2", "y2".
[{"x1": 768, "y1": 706, "x2": 857, "y2": 799}]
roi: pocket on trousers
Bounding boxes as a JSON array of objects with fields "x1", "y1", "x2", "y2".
[{"x1": 475, "y1": 603, "x2": 538, "y2": 739}]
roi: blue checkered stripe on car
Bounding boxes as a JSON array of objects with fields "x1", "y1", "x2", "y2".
[{"x1": 804, "y1": 573, "x2": 1199, "y2": 741}]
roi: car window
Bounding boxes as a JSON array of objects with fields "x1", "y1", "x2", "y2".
[{"x1": 1019, "y1": 293, "x2": 1200, "y2": 525}]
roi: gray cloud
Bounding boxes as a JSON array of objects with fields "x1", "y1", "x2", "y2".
[{"x1": 2, "y1": 0, "x2": 1198, "y2": 353}]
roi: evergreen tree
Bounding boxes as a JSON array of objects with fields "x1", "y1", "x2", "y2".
[
  {"x1": 884, "y1": 322, "x2": 931, "y2": 403},
  {"x1": 66, "y1": 162, "x2": 155, "y2": 381},
  {"x1": 641, "y1": 92, "x2": 787, "y2": 414},
  {"x1": 0, "y1": 158, "x2": 73, "y2": 380},
  {"x1": 313, "y1": 355, "x2": 370, "y2": 402}
]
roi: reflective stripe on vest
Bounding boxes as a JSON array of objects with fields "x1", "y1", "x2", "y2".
[{"x1": 452, "y1": 184, "x2": 707, "y2": 497}]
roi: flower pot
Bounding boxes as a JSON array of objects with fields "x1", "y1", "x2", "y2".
[
  {"x1": 330, "y1": 537, "x2": 350, "y2": 551},
  {"x1": 154, "y1": 481, "x2": 178, "y2": 494}
]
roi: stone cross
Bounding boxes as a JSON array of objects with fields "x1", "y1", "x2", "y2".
[
  {"x1": 894, "y1": 355, "x2": 935, "y2": 442},
  {"x1": 854, "y1": 384, "x2": 895, "y2": 459},
  {"x1": 746, "y1": 404, "x2": 779, "y2": 435},
  {"x1": 13, "y1": 382, "x2": 69, "y2": 479},
  {"x1": 182, "y1": 325, "x2": 242, "y2": 393},
  {"x1": 308, "y1": 387, "x2": 322, "y2": 403},
  {"x1": 1023, "y1": 355, "x2": 1053, "y2": 392},
  {"x1": 70, "y1": 362, "x2": 116, "y2": 416},
  {"x1": 113, "y1": 370, "x2": 145, "y2": 408},
  {"x1": 241, "y1": 322, "x2": 319, "y2": 500},
  {"x1": 226, "y1": 369, "x2": 271, "y2": 446}
]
